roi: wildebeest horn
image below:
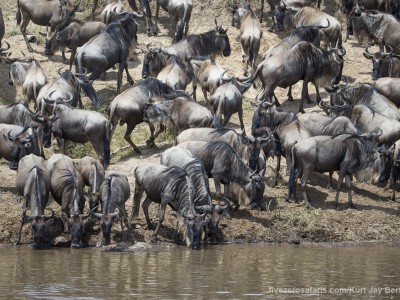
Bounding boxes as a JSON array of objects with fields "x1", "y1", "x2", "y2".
[
  {"x1": 337, "y1": 47, "x2": 346, "y2": 57},
  {"x1": 0, "y1": 41, "x2": 10, "y2": 54},
  {"x1": 58, "y1": 67, "x2": 65, "y2": 75},
  {"x1": 73, "y1": 67, "x2": 87, "y2": 77},
  {"x1": 130, "y1": 11, "x2": 144, "y2": 18},
  {"x1": 318, "y1": 18, "x2": 330, "y2": 29},
  {"x1": 382, "y1": 45, "x2": 394, "y2": 58},
  {"x1": 22, "y1": 208, "x2": 33, "y2": 222},
  {"x1": 364, "y1": 44, "x2": 374, "y2": 58},
  {"x1": 260, "y1": 101, "x2": 274, "y2": 108},
  {"x1": 215, "y1": 197, "x2": 230, "y2": 213},
  {"x1": 146, "y1": 42, "x2": 153, "y2": 50},
  {"x1": 195, "y1": 205, "x2": 213, "y2": 214},
  {"x1": 4, "y1": 130, "x2": 15, "y2": 142}
]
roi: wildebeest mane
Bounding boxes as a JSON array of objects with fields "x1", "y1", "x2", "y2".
[
  {"x1": 182, "y1": 159, "x2": 210, "y2": 206},
  {"x1": 182, "y1": 30, "x2": 223, "y2": 56},
  {"x1": 56, "y1": 168, "x2": 83, "y2": 214},
  {"x1": 101, "y1": 174, "x2": 119, "y2": 213},
  {"x1": 210, "y1": 127, "x2": 237, "y2": 138}
]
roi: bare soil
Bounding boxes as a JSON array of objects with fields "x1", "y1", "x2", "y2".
[{"x1": 0, "y1": 0, "x2": 399, "y2": 249}]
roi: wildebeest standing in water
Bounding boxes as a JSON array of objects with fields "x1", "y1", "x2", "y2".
[
  {"x1": 74, "y1": 12, "x2": 143, "y2": 97},
  {"x1": 231, "y1": 3, "x2": 263, "y2": 75},
  {"x1": 16, "y1": 0, "x2": 81, "y2": 52},
  {"x1": 46, "y1": 153, "x2": 88, "y2": 248},
  {"x1": 15, "y1": 154, "x2": 53, "y2": 249},
  {"x1": 43, "y1": 102, "x2": 111, "y2": 168},
  {"x1": 108, "y1": 78, "x2": 190, "y2": 154},
  {"x1": 154, "y1": 0, "x2": 193, "y2": 42},
  {"x1": 0, "y1": 124, "x2": 41, "y2": 170},
  {"x1": 93, "y1": 171, "x2": 133, "y2": 246},
  {"x1": 288, "y1": 134, "x2": 392, "y2": 209},
  {"x1": 132, "y1": 163, "x2": 208, "y2": 249}
]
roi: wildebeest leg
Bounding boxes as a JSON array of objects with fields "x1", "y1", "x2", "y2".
[
  {"x1": 202, "y1": 89, "x2": 209, "y2": 108},
  {"x1": 327, "y1": 171, "x2": 334, "y2": 192},
  {"x1": 91, "y1": 0, "x2": 98, "y2": 20},
  {"x1": 131, "y1": 180, "x2": 144, "y2": 223},
  {"x1": 20, "y1": 14, "x2": 34, "y2": 52},
  {"x1": 117, "y1": 62, "x2": 125, "y2": 94},
  {"x1": 61, "y1": 212, "x2": 69, "y2": 233},
  {"x1": 142, "y1": 196, "x2": 155, "y2": 230},
  {"x1": 14, "y1": 214, "x2": 25, "y2": 246},
  {"x1": 152, "y1": 198, "x2": 168, "y2": 243},
  {"x1": 260, "y1": 0, "x2": 264, "y2": 22},
  {"x1": 300, "y1": 171, "x2": 313, "y2": 209},
  {"x1": 314, "y1": 84, "x2": 321, "y2": 103},
  {"x1": 299, "y1": 80, "x2": 309, "y2": 113},
  {"x1": 238, "y1": 109, "x2": 245, "y2": 131},
  {"x1": 124, "y1": 123, "x2": 142, "y2": 155},
  {"x1": 334, "y1": 171, "x2": 346, "y2": 209},
  {"x1": 223, "y1": 182, "x2": 230, "y2": 199},
  {"x1": 147, "y1": 124, "x2": 165, "y2": 147},
  {"x1": 391, "y1": 166, "x2": 398, "y2": 201},
  {"x1": 69, "y1": 49, "x2": 77, "y2": 70},
  {"x1": 212, "y1": 176, "x2": 223, "y2": 198},
  {"x1": 154, "y1": 2, "x2": 160, "y2": 36},
  {"x1": 345, "y1": 174, "x2": 356, "y2": 209},
  {"x1": 287, "y1": 86, "x2": 294, "y2": 101},
  {"x1": 274, "y1": 154, "x2": 281, "y2": 187},
  {"x1": 124, "y1": 64, "x2": 134, "y2": 85},
  {"x1": 272, "y1": 93, "x2": 280, "y2": 107}
]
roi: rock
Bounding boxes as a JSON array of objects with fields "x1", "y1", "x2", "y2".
[
  {"x1": 287, "y1": 232, "x2": 301, "y2": 245},
  {"x1": 52, "y1": 235, "x2": 70, "y2": 247}
]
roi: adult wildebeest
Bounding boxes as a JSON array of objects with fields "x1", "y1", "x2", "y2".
[
  {"x1": 288, "y1": 134, "x2": 392, "y2": 209},
  {"x1": 363, "y1": 45, "x2": 400, "y2": 80},
  {"x1": 141, "y1": 49, "x2": 190, "y2": 90},
  {"x1": 143, "y1": 97, "x2": 213, "y2": 145},
  {"x1": 209, "y1": 78, "x2": 246, "y2": 130},
  {"x1": 231, "y1": 3, "x2": 263, "y2": 74},
  {"x1": 6, "y1": 56, "x2": 47, "y2": 109},
  {"x1": 327, "y1": 82, "x2": 400, "y2": 121},
  {"x1": 132, "y1": 162, "x2": 208, "y2": 249},
  {"x1": 293, "y1": 7, "x2": 342, "y2": 49},
  {"x1": 161, "y1": 147, "x2": 230, "y2": 243},
  {"x1": 373, "y1": 77, "x2": 400, "y2": 107},
  {"x1": 349, "y1": 10, "x2": 400, "y2": 53},
  {"x1": 45, "y1": 19, "x2": 106, "y2": 69},
  {"x1": 93, "y1": 171, "x2": 133, "y2": 246},
  {"x1": 246, "y1": 41, "x2": 346, "y2": 113},
  {"x1": 0, "y1": 124, "x2": 41, "y2": 170},
  {"x1": 251, "y1": 105, "x2": 311, "y2": 187},
  {"x1": 0, "y1": 7, "x2": 10, "y2": 56},
  {"x1": 389, "y1": 139, "x2": 400, "y2": 201},
  {"x1": 15, "y1": 154, "x2": 53, "y2": 249},
  {"x1": 161, "y1": 20, "x2": 231, "y2": 61},
  {"x1": 43, "y1": 102, "x2": 111, "y2": 168},
  {"x1": 154, "y1": 0, "x2": 193, "y2": 42},
  {"x1": 327, "y1": 104, "x2": 400, "y2": 147},
  {"x1": 74, "y1": 12, "x2": 142, "y2": 96},
  {"x1": 341, "y1": 0, "x2": 389, "y2": 14},
  {"x1": 73, "y1": 156, "x2": 105, "y2": 211},
  {"x1": 178, "y1": 141, "x2": 266, "y2": 209},
  {"x1": 46, "y1": 154, "x2": 88, "y2": 248},
  {"x1": 108, "y1": 78, "x2": 190, "y2": 154},
  {"x1": 16, "y1": 0, "x2": 80, "y2": 52},
  {"x1": 37, "y1": 69, "x2": 99, "y2": 113}
]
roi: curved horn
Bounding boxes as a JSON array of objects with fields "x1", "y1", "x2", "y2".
[
  {"x1": 0, "y1": 41, "x2": 11, "y2": 53},
  {"x1": 146, "y1": 42, "x2": 153, "y2": 50},
  {"x1": 382, "y1": 45, "x2": 394, "y2": 58},
  {"x1": 364, "y1": 44, "x2": 374, "y2": 58},
  {"x1": 318, "y1": 18, "x2": 330, "y2": 29},
  {"x1": 58, "y1": 67, "x2": 65, "y2": 75},
  {"x1": 63, "y1": 91, "x2": 74, "y2": 103},
  {"x1": 130, "y1": 11, "x2": 144, "y2": 18},
  {"x1": 72, "y1": 67, "x2": 87, "y2": 77},
  {"x1": 215, "y1": 197, "x2": 231, "y2": 213},
  {"x1": 337, "y1": 46, "x2": 346, "y2": 57},
  {"x1": 6, "y1": 130, "x2": 15, "y2": 142}
]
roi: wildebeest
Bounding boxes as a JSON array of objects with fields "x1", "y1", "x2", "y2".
[
  {"x1": 100, "y1": 0, "x2": 126, "y2": 24},
  {"x1": 363, "y1": 45, "x2": 400, "y2": 80},
  {"x1": 209, "y1": 78, "x2": 246, "y2": 130},
  {"x1": 389, "y1": 139, "x2": 400, "y2": 201},
  {"x1": 246, "y1": 41, "x2": 346, "y2": 113},
  {"x1": 349, "y1": 10, "x2": 400, "y2": 53},
  {"x1": 178, "y1": 141, "x2": 266, "y2": 209},
  {"x1": 6, "y1": 56, "x2": 47, "y2": 109},
  {"x1": 37, "y1": 69, "x2": 98, "y2": 113},
  {"x1": 327, "y1": 104, "x2": 400, "y2": 147},
  {"x1": 373, "y1": 77, "x2": 400, "y2": 107},
  {"x1": 15, "y1": 154, "x2": 52, "y2": 249},
  {"x1": 108, "y1": 78, "x2": 190, "y2": 154},
  {"x1": 293, "y1": 7, "x2": 342, "y2": 48},
  {"x1": 143, "y1": 97, "x2": 213, "y2": 145},
  {"x1": 132, "y1": 162, "x2": 208, "y2": 249},
  {"x1": 141, "y1": 48, "x2": 190, "y2": 90},
  {"x1": 288, "y1": 134, "x2": 392, "y2": 209},
  {"x1": 46, "y1": 154, "x2": 88, "y2": 248},
  {"x1": 0, "y1": 124, "x2": 41, "y2": 170},
  {"x1": 93, "y1": 171, "x2": 133, "y2": 246},
  {"x1": 341, "y1": 0, "x2": 389, "y2": 14},
  {"x1": 154, "y1": 0, "x2": 193, "y2": 42},
  {"x1": 327, "y1": 83, "x2": 400, "y2": 121},
  {"x1": 0, "y1": 7, "x2": 10, "y2": 56},
  {"x1": 161, "y1": 20, "x2": 231, "y2": 61},
  {"x1": 161, "y1": 146, "x2": 230, "y2": 243},
  {"x1": 74, "y1": 12, "x2": 142, "y2": 96},
  {"x1": 251, "y1": 105, "x2": 310, "y2": 186},
  {"x1": 45, "y1": 19, "x2": 106, "y2": 69},
  {"x1": 73, "y1": 156, "x2": 105, "y2": 211},
  {"x1": 16, "y1": 0, "x2": 80, "y2": 52},
  {"x1": 43, "y1": 102, "x2": 111, "y2": 168},
  {"x1": 231, "y1": 3, "x2": 263, "y2": 74}
]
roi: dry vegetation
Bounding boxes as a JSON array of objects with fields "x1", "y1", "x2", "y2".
[{"x1": 0, "y1": 0, "x2": 399, "y2": 249}]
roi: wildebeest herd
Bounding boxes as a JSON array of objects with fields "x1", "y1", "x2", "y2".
[{"x1": 0, "y1": 0, "x2": 400, "y2": 250}]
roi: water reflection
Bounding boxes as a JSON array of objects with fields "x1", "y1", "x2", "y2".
[{"x1": 0, "y1": 244, "x2": 399, "y2": 299}]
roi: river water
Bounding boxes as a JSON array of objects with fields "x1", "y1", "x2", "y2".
[{"x1": 1, "y1": 244, "x2": 400, "y2": 299}]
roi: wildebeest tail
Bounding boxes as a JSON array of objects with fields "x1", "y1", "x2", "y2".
[
  {"x1": 176, "y1": 3, "x2": 190, "y2": 42},
  {"x1": 248, "y1": 37, "x2": 254, "y2": 67},
  {"x1": 212, "y1": 115, "x2": 223, "y2": 129},
  {"x1": 337, "y1": 33, "x2": 343, "y2": 49},
  {"x1": 287, "y1": 146, "x2": 297, "y2": 201},
  {"x1": 16, "y1": 0, "x2": 21, "y2": 25},
  {"x1": 103, "y1": 122, "x2": 111, "y2": 169},
  {"x1": 75, "y1": 52, "x2": 100, "y2": 109}
]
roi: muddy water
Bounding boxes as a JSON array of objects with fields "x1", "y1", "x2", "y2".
[{"x1": 1, "y1": 244, "x2": 400, "y2": 299}]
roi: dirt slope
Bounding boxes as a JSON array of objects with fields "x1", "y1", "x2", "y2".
[{"x1": 0, "y1": 0, "x2": 399, "y2": 248}]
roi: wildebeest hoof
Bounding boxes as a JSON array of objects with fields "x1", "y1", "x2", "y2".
[
  {"x1": 14, "y1": 241, "x2": 20, "y2": 247},
  {"x1": 150, "y1": 236, "x2": 157, "y2": 243},
  {"x1": 128, "y1": 78, "x2": 134, "y2": 85},
  {"x1": 233, "y1": 204, "x2": 240, "y2": 211},
  {"x1": 299, "y1": 109, "x2": 306, "y2": 114},
  {"x1": 146, "y1": 139, "x2": 156, "y2": 148},
  {"x1": 348, "y1": 203, "x2": 357, "y2": 209},
  {"x1": 288, "y1": 96, "x2": 294, "y2": 102}
]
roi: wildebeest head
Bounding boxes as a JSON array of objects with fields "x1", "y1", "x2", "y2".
[
  {"x1": 363, "y1": 44, "x2": 393, "y2": 81},
  {"x1": 141, "y1": 46, "x2": 163, "y2": 79},
  {"x1": 370, "y1": 145, "x2": 393, "y2": 183},
  {"x1": 231, "y1": 3, "x2": 249, "y2": 28},
  {"x1": 214, "y1": 20, "x2": 231, "y2": 57},
  {"x1": 341, "y1": 0, "x2": 354, "y2": 14},
  {"x1": 5, "y1": 56, "x2": 34, "y2": 86},
  {"x1": 250, "y1": 101, "x2": 274, "y2": 136},
  {"x1": 178, "y1": 211, "x2": 208, "y2": 250},
  {"x1": 274, "y1": 3, "x2": 287, "y2": 31},
  {"x1": 44, "y1": 27, "x2": 69, "y2": 57},
  {"x1": 208, "y1": 198, "x2": 230, "y2": 244},
  {"x1": 4, "y1": 127, "x2": 39, "y2": 170},
  {"x1": 69, "y1": 213, "x2": 90, "y2": 248},
  {"x1": 245, "y1": 171, "x2": 266, "y2": 209},
  {"x1": 50, "y1": 0, "x2": 81, "y2": 30},
  {"x1": 93, "y1": 211, "x2": 119, "y2": 246},
  {"x1": 22, "y1": 208, "x2": 54, "y2": 249}
]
